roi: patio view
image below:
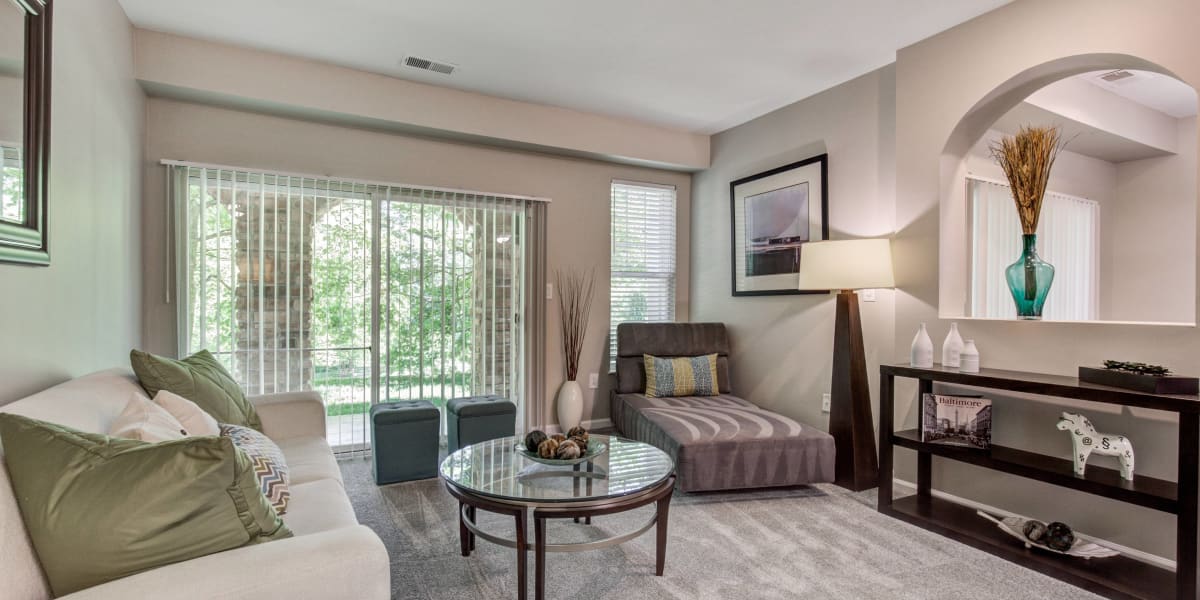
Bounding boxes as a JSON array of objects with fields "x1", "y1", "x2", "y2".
[{"x1": 176, "y1": 167, "x2": 525, "y2": 449}]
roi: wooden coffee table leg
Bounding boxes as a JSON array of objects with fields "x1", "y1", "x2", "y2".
[
  {"x1": 585, "y1": 462, "x2": 594, "y2": 525},
  {"x1": 459, "y1": 502, "x2": 470, "y2": 557},
  {"x1": 655, "y1": 492, "x2": 672, "y2": 576},
  {"x1": 467, "y1": 505, "x2": 477, "y2": 552},
  {"x1": 534, "y1": 514, "x2": 547, "y2": 600},
  {"x1": 515, "y1": 508, "x2": 527, "y2": 600}
]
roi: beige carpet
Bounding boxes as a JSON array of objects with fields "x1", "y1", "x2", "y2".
[{"x1": 339, "y1": 457, "x2": 1103, "y2": 600}]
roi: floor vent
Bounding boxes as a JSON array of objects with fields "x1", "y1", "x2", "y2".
[{"x1": 403, "y1": 56, "x2": 456, "y2": 75}]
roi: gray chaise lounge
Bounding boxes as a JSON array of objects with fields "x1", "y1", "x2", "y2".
[{"x1": 611, "y1": 322, "x2": 836, "y2": 492}]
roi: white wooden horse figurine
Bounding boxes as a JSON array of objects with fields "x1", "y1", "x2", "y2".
[{"x1": 1056, "y1": 412, "x2": 1134, "y2": 480}]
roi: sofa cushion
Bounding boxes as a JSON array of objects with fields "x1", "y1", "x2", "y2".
[
  {"x1": 615, "y1": 323, "x2": 733, "y2": 394},
  {"x1": 278, "y1": 436, "x2": 344, "y2": 486},
  {"x1": 154, "y1": 389, "x2": 221, "y2": 436},
  {"x1": 0, "y1": 413, "x2": 292, "y2": 596},
  {"x1": 283, "y1": 478, "x2": 360, "y2": 536},
  {"x1": 108, "y1": 395, "x2": 189, "y2": 442},
  {"x1": 130, "y1": 349, "x2": 263, "y2": 431},
  {"x1": 222, "y1": 424, "x2": 291, "y2": 515}
]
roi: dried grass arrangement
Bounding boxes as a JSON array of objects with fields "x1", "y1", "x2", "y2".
[
  {"x1": 989, "y1": 125, "x2": 1065, "y2": 234},
  {"x1": 556, "y1": 268, "x2": 596, "y2": 382}
]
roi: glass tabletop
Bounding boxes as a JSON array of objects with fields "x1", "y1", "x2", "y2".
[{"x1": 440, "y1": 434, "x2": 675, "y2": 504}]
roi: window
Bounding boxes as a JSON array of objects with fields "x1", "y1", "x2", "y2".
[
  {"x1": 609, "y1": 180, "x2": 677, "y2": 368},
  {"x1": 170, "y1": 164, "x2": 547, "y2": 450},
  {"x1": 968, "y1": 176, "x2": 1100, "y2": 320}
]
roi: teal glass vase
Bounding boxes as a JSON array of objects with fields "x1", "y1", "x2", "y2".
[{"x1": 1005, "y1": 234, "x2": 1054, "y2": 319}]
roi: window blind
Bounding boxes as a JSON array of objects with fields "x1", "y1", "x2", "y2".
[
  {"x1": 968, "y1": 176, "x2": 1100, "y2": 320},
  {"x1": 609, "y1": 180, "x2": 677, "y2": 367},
  {"x1": 170, "y1": 164, "x2": 547, "y2": 451},
  {"x1": 1, "y1": 144, "x2": 21, "y2": 223}
]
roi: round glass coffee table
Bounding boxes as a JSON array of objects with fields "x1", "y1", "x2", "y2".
[{"x1": 440, "y1": 434, "x2": 676, "y2": 600}]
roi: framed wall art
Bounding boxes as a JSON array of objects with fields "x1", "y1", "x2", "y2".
[{"x1": 729, "y1": 154, "x2": 828, "y2": 296}]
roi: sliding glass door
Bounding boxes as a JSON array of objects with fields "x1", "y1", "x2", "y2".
[{"x1": 171, "y1": 165, "x2": 542, "y2": 451}]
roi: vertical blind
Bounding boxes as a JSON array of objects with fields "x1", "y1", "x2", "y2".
[
  {"x1": 609, "y1": 180, "x2": 677, "y2": 366},
  {"x1": 969, "y1": 176, "x2": 1100, "y2": 321},
  {"x1": 0, "y1": 144, "x2": 21, "y2": 223},
  {"x1": 169, "y1": 164, "x2": 547, "y2": 451}
]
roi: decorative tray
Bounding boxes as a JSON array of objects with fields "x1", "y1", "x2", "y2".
[
  {"x1": 515, "y1": 440, "x2": 608, "y2": 466},
  {"x1": 977, "y1": 511, "x2": 1118, "y2": 559}
]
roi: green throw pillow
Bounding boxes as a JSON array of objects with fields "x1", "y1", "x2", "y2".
[
  {"x1": 0, "y1": 413, "x2": 291, "y2": 596},
  {"x1": 130, "y1": 349, "x2": 263, "y2": 431}
]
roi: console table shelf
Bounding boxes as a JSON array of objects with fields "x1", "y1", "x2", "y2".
[
  {"x1": 879, "y1": 364, "x2": 1200, "y2": 600},
  {"x1": 892, "y1": 429, "x2": 1178, "y2": 513}
]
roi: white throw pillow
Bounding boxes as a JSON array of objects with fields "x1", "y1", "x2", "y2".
[
  {"x1": 109, "y1": 395, "x2": 189, "y2": 442},
  {"x1": 153, "y1": 390, "x2": 221, "y2": 437}
]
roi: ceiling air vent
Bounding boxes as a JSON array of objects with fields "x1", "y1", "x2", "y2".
[
  {"x1": 403, "y1": 55, "x2": 456, "y2": 75},
  {"x1": 1099, "y1": 69, "x2": 1135, "y2": 83}
]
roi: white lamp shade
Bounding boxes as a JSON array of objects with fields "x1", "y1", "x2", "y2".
[{"x1": 797, "y1": 238, "x2": 895, "y2": 291}]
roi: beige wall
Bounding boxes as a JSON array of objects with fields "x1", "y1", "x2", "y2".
[
  {"x1": 134, "y1": 31, "x2": 709, "y2": 171},
  {"x1": 690, "y1": 66, "x2": 896, "y2": 432},
  {"x1": 140, "y1": 98, "x2": 691, "y2": 428},
  {"x1": 0, "y1": 0, "x2": 144, "y2": 405},
  {"x1": 895, "y1": 0, "x2": 1200, "y2": 559},
  {"x1": 1108, "y1": 116, "x2": 1198, "y2": 322}
]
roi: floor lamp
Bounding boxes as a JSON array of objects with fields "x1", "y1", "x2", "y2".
[{"x1": 798, "y1": 239, "x2": 895, "y2": 491}]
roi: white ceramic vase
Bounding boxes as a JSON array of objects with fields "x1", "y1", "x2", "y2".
[
  {"x1": 942, "y1": 322, "x2": 964, "y2": 368},
  {"x1": 960, "y1": 339, "x2": 980, "y2": 373},
  {"x1": 911, "y1": 323, "x2": 933, "y2": 368},
  {"x1": 556, "y1": 380, "x2": 583, "y2": 431}
]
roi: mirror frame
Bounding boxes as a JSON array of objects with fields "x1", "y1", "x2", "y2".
[{"x1": 0, "y1": 0, "x2": 51, "y2": 266}]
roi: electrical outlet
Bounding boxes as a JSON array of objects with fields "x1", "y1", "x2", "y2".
[
  {"x1": 821, "y1": 393, "x2": 831, "y2": 413},
  {"x1": 861, "y1": 289, "x2": 877, "y2": 302},
  {"x1": 588, "y1": 373, "x2": 599, "y2": 389}
]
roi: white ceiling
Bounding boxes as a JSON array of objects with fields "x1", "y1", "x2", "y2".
[{"x1": 116, "y1": 0, "x2": 1011, "y2": 134}]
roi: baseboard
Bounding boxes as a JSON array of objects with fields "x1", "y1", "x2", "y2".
[
  {"x1": 891, "y1": 478, "x2": 1175, "y2": 571},
  {"x1": 537, "y1": 418, "x2": 614, "y2": 435}
]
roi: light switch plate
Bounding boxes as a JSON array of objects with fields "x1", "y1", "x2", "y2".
[
  {"x1": 821, "y1": 393, "x2": 831, "y2": 413},
  {"x1": 588, "y1": 373, "x2": 599, "y2": 389},
  {"x1": 546, "y1": 284, "x2": 554, "y2": 300},
  {"x1": 861, "y1": 289, "x2": 877, "y2": 302}
]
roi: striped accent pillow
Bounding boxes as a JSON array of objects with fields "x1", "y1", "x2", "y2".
[
  {"x1": 220, "y1": 424, "x2": 290, "y2": 515},
  {"x1": 644, "y1": 354, "x2": 720, "y2": 398}
]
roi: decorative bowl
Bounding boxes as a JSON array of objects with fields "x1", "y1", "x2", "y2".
[{"x1": 515, "y1": 440, "x2": 608, "y2": 466}]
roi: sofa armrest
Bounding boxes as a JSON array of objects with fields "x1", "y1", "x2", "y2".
[
  {"x1": 63, "y1": 526, "x2": 389, "y2": 600},
  {"x1": 248, "y1": 390, "x2": 327, "y2": 441}
]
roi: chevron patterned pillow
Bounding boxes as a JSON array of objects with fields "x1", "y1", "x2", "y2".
[{"x1": 220, "y1": 424, "x2": 290, "y2": 515}]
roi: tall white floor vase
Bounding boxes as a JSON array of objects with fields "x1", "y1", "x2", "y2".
[{"x1": 556, "y1": 380, "x2": 583, "y2": 432}]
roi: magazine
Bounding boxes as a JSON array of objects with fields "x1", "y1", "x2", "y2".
[{"x1": 920, "y1": 393, "x2": 992, "y2": 450}]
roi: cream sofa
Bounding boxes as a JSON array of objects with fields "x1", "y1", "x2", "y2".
[{"x1": 0, "y1": 369, "x2": 390, "y2": 600}]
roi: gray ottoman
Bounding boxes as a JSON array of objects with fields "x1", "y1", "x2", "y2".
[
  {"x1": 447, "y1": 395, "x2": 517, "y2": 452},
  {"x1": 370, "y1": 400, "x2": 440, "y2": 484}
]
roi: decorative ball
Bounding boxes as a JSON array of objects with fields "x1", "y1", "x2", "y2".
[
  {"x1": 1044, "y1": 521, "x2": 1075, "y2": 551},
  {"x1": 556, "y1": 440, "x2": 581, "y2": 460},
  {"x1": 524, "y1": 430, "x2": 548, "y2": 453},
  {"x1": 538, "y1": 438, "x2": 560, "y2": 458},
  {"x1": 568, "y1": 435, "x2": 589, "y2": 452},
  {"x1": 567, "y1": 426, "x2": 589, "y2": 442},
  {"x1": 550, "y1": 433, "x2": 567, "y2": 443},
  {"x1": 1022, "y1": 520, "x2": 1048, "y2": 543}
]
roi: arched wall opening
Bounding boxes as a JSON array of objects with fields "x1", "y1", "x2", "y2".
[{"x1": 937, "y1": 53, "x2": 1197, "y2": 324}]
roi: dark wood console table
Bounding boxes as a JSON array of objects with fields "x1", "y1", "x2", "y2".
[{"x1": 879, "y1": 364, "x2": 1200, "y2": 600}]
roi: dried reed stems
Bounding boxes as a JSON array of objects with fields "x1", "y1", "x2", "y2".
[
  {"x1": 989, "y1": 125, "x2": 1064, "y2": 235},
  {"x1": 556, "y1": 267, "x2": 596, "y2": 382}
]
